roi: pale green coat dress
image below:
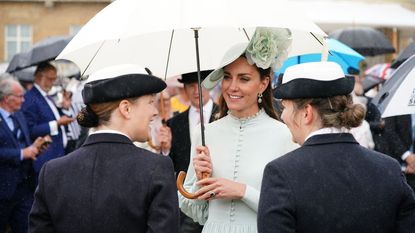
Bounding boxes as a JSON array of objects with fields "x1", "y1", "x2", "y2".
[{"x1": 179, "y1": 109, "x2": 298, "y2": 233}]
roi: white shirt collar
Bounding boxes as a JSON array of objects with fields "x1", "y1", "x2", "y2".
[
  {"x1": 304, "y1": 127, "x2": 348, "y2": 142},
  {"x1": 34, "y1": 83, "x2": 48, "y2": 96},
  {"x1": 189, "y1": 99, "x2": 213, "y2": 116},
  {"x1": 90, "y1": 129, "x2": 131, "y2": 140},
  {"x1": 0, "y1": 107, "x2": 11, "y2": 119}
]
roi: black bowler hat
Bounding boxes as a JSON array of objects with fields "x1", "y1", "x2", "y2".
[
  {"x1": 274, "y1": 62, "x2": 355, "y2": 99},
  {"x1": 82, "y1": 64, "x2": 166, "y2": 104},
  {"x1": 177, "y1": 70, "x2": 213, "y2": 84}
]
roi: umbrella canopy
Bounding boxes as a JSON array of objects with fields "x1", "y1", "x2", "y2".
[
  {"x1": 11, "y1": 60, "x2": 80, "y2": 83},
  {"x1": 329, "y1": 27, "x2": 395, "y2": 56},
  {"x1": 57, "y1": 0, "x2": 327, "y2": 78},
  {"x1": 362, "y1": 75, "x2": 385, "y2": 93},
  {"x1": 365, "y1": 63, "x2": 394, "y2": 80},
  {"x1": 7, "y1": 35, "x2": 73, "y2": 73},
  {"x1": 371, "y1": 54, "x2": 415, "y2": 118},
  {"x1": 277, "y1": 38, "x2": 364, "y2": 74},
  {"x1": 13, "y1": 67, "x2": 36, "y2": 82},
  {"x1": 391, "y1": 42, "x2": 415, "y2": 69}
]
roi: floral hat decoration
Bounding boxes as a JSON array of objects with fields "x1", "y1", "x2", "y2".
[{"x1": 202, "y1": 27, "x2": 292, "y2": 90}]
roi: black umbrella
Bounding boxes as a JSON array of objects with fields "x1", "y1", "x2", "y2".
[
  {"x1": 13, "y1": 67, "x2": 36, "y2": 82},
  {"x1": 6, "y1": 35, "x2": 73, "y2": 73},
  {"x1": 10, "y1": 60, "x2": 80, "y2": 84},
  {"x1": 391, "y1": 42, "x2": 415, "y2": 69},
  {"x1": 329, "y1": 27, "x2": 395, "y2": 56}
]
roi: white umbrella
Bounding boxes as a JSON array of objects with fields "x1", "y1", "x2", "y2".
[
  {"x1": 372, "y1": 55, "x2": 415, "y2": 118},
  {"x1": 57, "y1": 0, "x2": 328, "y2": 199},
  {"x1": 57, "y1": 0, "x2": 327, "y2": 78}
]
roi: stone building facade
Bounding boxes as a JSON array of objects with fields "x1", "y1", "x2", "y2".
[{"x1": 0, "y1": 0, "x2": 111, "y2": 62}]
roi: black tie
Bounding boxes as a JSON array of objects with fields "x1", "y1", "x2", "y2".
[
  {"x1": 10, "y1": 114, "x2": 20, "y2": 138},
  {"x1": 10, "y1": 114, "x2": 28, "y2": 148}
]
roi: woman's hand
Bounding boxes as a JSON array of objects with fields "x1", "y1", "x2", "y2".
[
  {"x1": 194, "y1": 177, "x2": 246, "y2": 200},
  {"x1": 193, "y1": 146, "x2": 212, "y2": 180}
]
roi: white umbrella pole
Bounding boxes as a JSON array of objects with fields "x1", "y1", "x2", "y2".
[{"x1": 320, "y1": 36, "x2": 329, "y2": 62}]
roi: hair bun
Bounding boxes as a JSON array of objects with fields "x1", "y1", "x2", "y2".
[{"x1": 77, "y1": 106, "x2": 99, "y2": 128}]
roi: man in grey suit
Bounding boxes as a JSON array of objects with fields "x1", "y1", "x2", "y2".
[{"x1": 258, "y1": 62, "x2": 415, "y2": 233}]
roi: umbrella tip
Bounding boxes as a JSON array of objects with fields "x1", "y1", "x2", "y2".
[{"x1": 145, "y1": 67, "x2": 152, "y2": 75}]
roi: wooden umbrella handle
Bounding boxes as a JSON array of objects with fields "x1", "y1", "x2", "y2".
[{"x1": 177, "y1": 171, "x2": 209, "y2": 199}]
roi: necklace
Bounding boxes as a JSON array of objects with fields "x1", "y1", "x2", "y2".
[{"x1": 228, "y1": 108, "x2": 264, "y2": 121}]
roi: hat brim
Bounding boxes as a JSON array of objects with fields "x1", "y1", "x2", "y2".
[
  {"x1": 274, "y1": 76, "x2": 355, "y2": 99},
  {"x1": 202, "y1": 43, "x2": 248, "y2": 90},
  {"x1": 83, "y1": 74, "x2": 166, "y2": 104},
  {"x1": 178, "y1": 70, "x2": 213, "y2": 84}
]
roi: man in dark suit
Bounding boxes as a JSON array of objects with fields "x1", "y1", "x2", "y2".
[
  {"x1": 0, "y1": 76, "x2": 45, "y2": 233},
  {"x1": 258, "y1": 62, "x2": 415, "y2": 233},
  {"x1": 167, "y1": 70, "x2": 217, "y2": 233},
  {"x1": 371, "y1": 114, "x2": 415, "y2": 190},
  {"x1": 21, "y1": 62, "x2": 74, "y2": 174}
]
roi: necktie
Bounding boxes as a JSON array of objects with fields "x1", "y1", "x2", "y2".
[
  {"x1": 46, "y1": 95, "x2": 56, "y2": 105},
  {"x1": 9, "y1": 114, "x2": 20, "y2": 138}
]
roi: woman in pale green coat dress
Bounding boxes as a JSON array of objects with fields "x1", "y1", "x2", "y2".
[{"x1": 179, "y1": 27, "x2": 298, "y2": 233}]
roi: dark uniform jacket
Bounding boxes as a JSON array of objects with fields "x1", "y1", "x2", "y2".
[
  {"x1": 29, "y1": 133, "x2": 179, "y2": 233},
  {"x1": 258, "y1": 133, "x2": 415, "y2": 233},
  {"x1": 167, "y1": 103, "x2": 218, "y2": 176}
]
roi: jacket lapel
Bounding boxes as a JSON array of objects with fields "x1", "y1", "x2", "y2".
[
  {"x1": 14, "y1": 112, "x2": 31, "y2": 146},
  {"x1": 182, "y1": 110, "x2": 191, "y2": 144},
  {"x1": 0, "y1": 114, "x2": 19, "y2": 147},
  {"x1": 32, "y1": 87, "x2": 56, "y2": 119}
]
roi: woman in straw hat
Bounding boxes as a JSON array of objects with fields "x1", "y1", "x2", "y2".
[
  {"x1": 258, "y1": 62, "x2": 415, "y2": 233},
  {"x1": 29, "y1": 64, "x2": 179, "y2": 233},
  {"x1": 178, "y1": 27, "x2": 298, "y2": 233}
]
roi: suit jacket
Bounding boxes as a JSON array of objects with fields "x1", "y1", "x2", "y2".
[
  {"x1": 372, "y1": 115, "x2": 412, "y2": 164},
  {"x1": 22, "y1": 86, "x2": 65, "y2": 172},
  {"x1": 258, "y1": 133, "x2": 415, "y2": 233},
  {"x1": 29, "y1": 133, "x2": 179, "y2": 233},
  {"x1": 167, "y1": 103, "x2": 218, "y2": 176},
  {"x1": 0, "y1": 111, "x2": 35, "y2": 199}
]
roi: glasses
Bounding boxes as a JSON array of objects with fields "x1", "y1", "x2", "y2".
[{"x1": 8, "y1": 94, "x2": 24, "y2": 99}]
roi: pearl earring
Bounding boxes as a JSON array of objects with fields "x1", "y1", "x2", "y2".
[{"x1": 258, "y1": 93, "x2": 263, "y2": 104}]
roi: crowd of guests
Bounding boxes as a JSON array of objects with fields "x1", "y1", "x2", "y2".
[{"x1": 0, "y1": 27, "x2": 414, "y2": 233}]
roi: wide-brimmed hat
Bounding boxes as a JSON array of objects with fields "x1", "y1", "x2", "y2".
[
  {"x1": 82, "y1": 64, "x2": 166, "y2": 104},
  {"x1": 202, "y1": 27, "x2": 292, "y2": 90},
  {"x1": 274, "y1": 62, "x2": 355, "y2": 99},
  {"x1": 178, "y1": 70, "x2": 213, "y2": 84}
]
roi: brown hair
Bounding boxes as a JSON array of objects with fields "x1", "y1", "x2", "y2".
[
  {"x1": 34, "y1": 62, "x2": 56, "y2": 78},
  {"x1": 77, "y1": 97, "x2": 138, "y2": 128},
  {"x1": 217, "y1": 56, "x2": 278, "y2": 120},
  {"x1": 291, "y1": 94, "x2": 365, "y2": 129}
]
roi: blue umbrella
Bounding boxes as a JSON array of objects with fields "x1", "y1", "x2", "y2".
[{"x1": 277, "y1": 38, "x2": 364, "y2": 75}]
